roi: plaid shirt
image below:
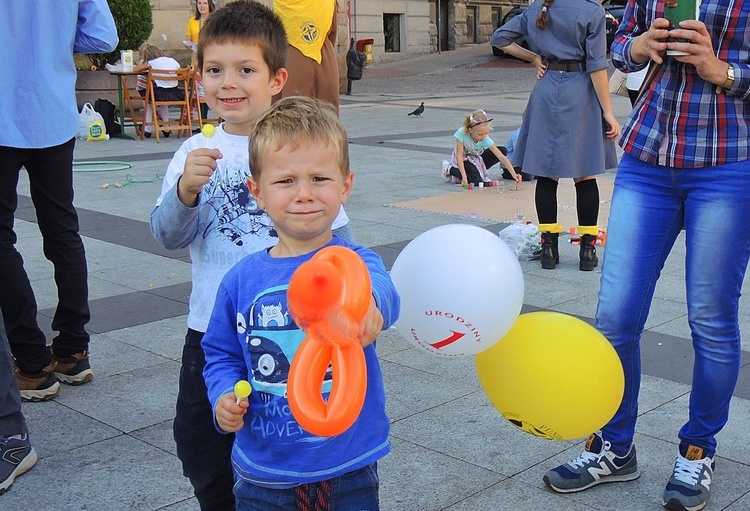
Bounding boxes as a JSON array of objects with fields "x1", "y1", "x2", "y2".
[{"x1": 611, "y1": 0, "x2": 749, "y2": 168}]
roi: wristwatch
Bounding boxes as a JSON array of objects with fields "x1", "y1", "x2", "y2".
[{"x1": 716, "y1": 64, "x2": 735, "y2": 94}]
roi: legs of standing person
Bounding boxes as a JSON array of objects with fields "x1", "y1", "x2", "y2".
[
  {"x1": 234, "y1": 463, "x2": 380, "y2": 511},
  {"x1": 0, "y1": 310, "x2": 37, "y2": 494},
  {"x1": 535, "y1": 177, "x2": 561, "y2": 269},
  {"x1": 174, "y1": 328, "x2": 235, "y2": 511},
  {"x1": 0, "y1": 311, "x2": 26, "y2": 437},
  {"x1": 574, "y1": 177, "x2": 599, "y2": 271},
  {"x1": 25, "y1": 141, "x2": 90, "y2": 358},
  {"x1": 19, "y1": 140, "x2": 93, "y2": 390},
  {"x1": 598, "y1": 155, "x2": 750, "y2": 455},
  {"x1": 596, "y1": 155, "x2": 684, "y2": 454},
  {"x1": 543, "y1": 154, "x2": 681, "y2": 493},
  {"x1": 676, "y1": 158, "x2": 750, "y2": 455},
  {"x1": 0, "y1": 146, "x2": 52, "y2": 374}
]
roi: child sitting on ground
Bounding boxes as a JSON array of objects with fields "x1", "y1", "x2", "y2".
[
  {"x1": 202, "y1": 96, "x2": 400, "y2": 510},
  {"x1": 134, "y1": 43, "x2": 183, "y2": 138},
  {"x1": 442, "y1": 109, "x2": 521, "y2": 187}
]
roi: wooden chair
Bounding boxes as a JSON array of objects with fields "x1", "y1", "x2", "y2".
[
  {"x1": 122, "y1": 74, "x2": 145, "y2": 137},
  {"x1": 188, "y1": 68, "x2": 221, "y2": 130},
  {"x1": 141, "y1": 67, "x2": 192, "y2": 142}
]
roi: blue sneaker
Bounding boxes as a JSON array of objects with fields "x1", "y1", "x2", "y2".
[
  {"x1": 662, "y1": 445, "x2": 714, "y2": 511},
  {"x1": 0, "y1": 432, "x2": 37, "y2": 494},
  {"x1": 543, "y1": 432, "x2": 640, "y2": 493}
]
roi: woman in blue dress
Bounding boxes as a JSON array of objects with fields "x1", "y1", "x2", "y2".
[{"x1": 491, "y1": 0, "x2": 620, "y2": 271}]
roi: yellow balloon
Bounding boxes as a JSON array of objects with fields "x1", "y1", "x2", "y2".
[{"x1": 475, "y1": 312, "x2": 624, "y2": 441}]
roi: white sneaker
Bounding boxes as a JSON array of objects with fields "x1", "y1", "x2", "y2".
[{"x1": 441, "y1": 160, "x2": 452, "y2": 182}]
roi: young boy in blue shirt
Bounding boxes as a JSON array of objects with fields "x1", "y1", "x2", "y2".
[
  {"x1": 202, "y1": 96, "x2": 400, "y2": 510},
  {"x1": 149, "y1": 2, "x2": 352, "y2": 509}
]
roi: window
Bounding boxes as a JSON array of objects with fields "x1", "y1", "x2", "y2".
[
  {"x1": 383, "y1": 13, "x2": 401, "y2": 52},
  {"x1": 467, "y1": 6, "x2": 477, "y2": 44},
  {"x1": 492, "y1": 8, "x2": 501, "y2": 29}
]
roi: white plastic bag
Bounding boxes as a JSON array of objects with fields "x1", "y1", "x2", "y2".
[
  {"x1": 78, "y1": 103, "x2": 107, "y2": 141},
  {"x1": 498, "y1": 223, "x2": 542, "y2": 261}
]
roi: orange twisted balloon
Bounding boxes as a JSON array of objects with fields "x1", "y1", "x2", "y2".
[{"x1": 287, "y1": 246, "x2": 372, "y2": 436}]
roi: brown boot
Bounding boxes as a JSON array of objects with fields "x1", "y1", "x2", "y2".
[{"x1": 14, "y1": 362, "x2": 60, "y2": 402}]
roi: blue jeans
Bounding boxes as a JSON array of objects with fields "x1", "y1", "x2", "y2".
[
  {"x1": 597, "y1": 154, "x2": 750, "y2": 457},
  {"x1": 234, "y1": 463, "x2": 379, "y2": 511}
]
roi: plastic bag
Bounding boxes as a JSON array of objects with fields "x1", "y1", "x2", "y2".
[
  {"x1": 78, "y1": 103, "x2": 107, "y2": 141},
  {"x1": 609, "y1": 69, "x2": 628, "y2": 97},
  {"x1": 498, "y1": 223, "x2": 542, "y2": 261}
]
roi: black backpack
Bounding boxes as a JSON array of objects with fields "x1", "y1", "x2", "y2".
[
  {"x1": 94, "y1": 98, "x2": 121, "y2": 136},
  {"x1": 346, "y1": 49, "x2": 365, "y2": 81}
]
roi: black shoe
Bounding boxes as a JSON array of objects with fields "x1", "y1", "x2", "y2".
[
  {"x1": 540, "y1": 232, "x2": 560, "y2": 270},
  {"x1": 579, "y1": 234, "x2": 599, "y2": 271},
  {"x1": 144, "y1": 131, "x2": 152, "y2": 138},
  {"x1": 162, "y1": 131, "x2": 170, "y2": 138}
]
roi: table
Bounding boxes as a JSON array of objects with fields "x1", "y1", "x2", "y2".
[{"x1": 108, "y1": 69, "x2": 141, "y2": 140}]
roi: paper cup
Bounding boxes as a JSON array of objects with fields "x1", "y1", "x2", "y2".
[
  {"x1": 664, "y1": 0, "x2": 700, "y2": 56},
  {"x1": 121, "y1": 50, "x2": 134, "y2": 72}
]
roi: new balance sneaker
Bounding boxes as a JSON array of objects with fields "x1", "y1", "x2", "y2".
[
  {"x1": 52, "y1": 350, "x2": 93, "y2": 385},
  {"x1": 662, "y1": 445, "x2": 715, "y2": 511},
  {"x1": 0, "y1": 432, "x2": 38, "y2": 494},
  {"x1": 543, "y1": 432, "x2": 641, "y2": 493},
  {"x1": 14, "y1": 363, "x2": 60, "y2": 402}
]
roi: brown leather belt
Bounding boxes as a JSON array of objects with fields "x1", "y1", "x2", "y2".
[{"x1": 546, "y1": 61, "x2": 586, "y2": 72}]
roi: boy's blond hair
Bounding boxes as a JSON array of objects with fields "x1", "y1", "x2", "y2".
[{"x1": 249, "y1": 96, "x2": 350, "y2": 179}]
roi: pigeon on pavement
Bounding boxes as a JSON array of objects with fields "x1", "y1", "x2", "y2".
[{"x1": 408, "y1": 102, "x2": 425, "y2": 117}]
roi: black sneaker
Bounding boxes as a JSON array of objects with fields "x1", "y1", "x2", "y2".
[
  {"x1": 0, "y1": 432, "x2": 37, "y2": 494},
  {"x1": 52, "y1": 350, "x2": 93, "y2": 385},
  {"x1": 14, "y1": 363, "x2": 60, "y2": 402}
]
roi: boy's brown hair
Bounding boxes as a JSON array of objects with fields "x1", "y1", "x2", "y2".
[
  {"x1": 197, "y1": 0, "x2": 287, "y2": 74},
  {"x1": 249, "y1": 96, "x2": 350, "y2": 180}
]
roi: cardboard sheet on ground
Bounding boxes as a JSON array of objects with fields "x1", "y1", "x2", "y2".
[{"x1": 391, "y1": 178, "x2": 614, "y2": 227}]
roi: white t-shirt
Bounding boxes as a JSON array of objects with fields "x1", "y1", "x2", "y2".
[
  {"x1": 151, "y1": 125, "x2": 348, "y2": 332},
  {"x1": 148, "y1": 56, "x2": 181, "y2": 88}
]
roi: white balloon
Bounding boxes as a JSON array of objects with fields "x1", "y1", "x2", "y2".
[{"x1": 391, "y1": 224, "x2": 524, "y2": 357}]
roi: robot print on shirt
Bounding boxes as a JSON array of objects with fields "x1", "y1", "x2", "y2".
[
  {"x1": 238, "y1": 285, "x2": 334, "y2": 405},
  {"x1": 201, "y1": 166, "x2": 277, "y2": 246}
]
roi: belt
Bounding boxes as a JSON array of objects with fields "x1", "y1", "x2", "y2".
[{"x1": 546, "y1": 61, "x2": 586, "y2": 72}]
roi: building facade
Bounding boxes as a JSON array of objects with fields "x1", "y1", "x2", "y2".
[{"x1": 148, "y1": 0, "x2": 522, "y2": 64}]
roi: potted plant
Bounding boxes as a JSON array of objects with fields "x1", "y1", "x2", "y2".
[{"x1": 76, "y1": 0, "x2": 153, "y2": 108}]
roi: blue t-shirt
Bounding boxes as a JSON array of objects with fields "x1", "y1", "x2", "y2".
[
  {"x1": 454, "y1": 127, "x2": 494, "y2": 156},
  {"x1": 202, "y1": 237, "x2": 400, "y2": 485}
]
